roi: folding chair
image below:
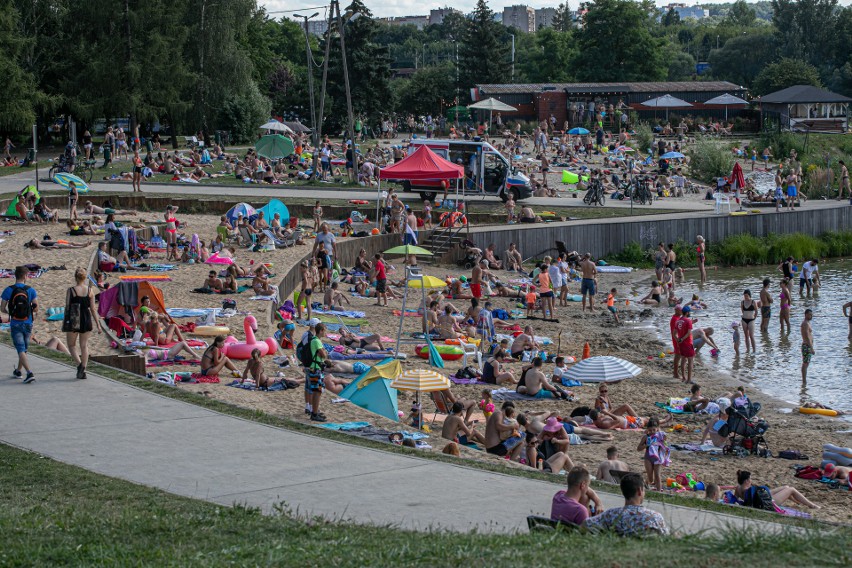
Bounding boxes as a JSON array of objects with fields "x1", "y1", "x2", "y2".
[
  {"x1": 262, "y1": 229, "x2": 292, "y2": 248},
  {"x1": 238, "y1": 225, "x2": 256, "y2": 247}
]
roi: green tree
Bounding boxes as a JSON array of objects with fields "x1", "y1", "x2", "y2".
[
  {"x1": 516, "y1": 28, "x2": 576, "y2": 82},
  {"x1": 0, "y1": 0, "x2": 37, "y2": 131},
  {"x1": 574, "y1": 0, "x2": 666, "y2": 82},
  {"x1": 393, "y1": 63, "x2": 456, "y2": 117},
  {"x1": 772, "y1": 0, "x2": 838, "y2": 68},
  {"x1": 708, "y1": 31, "x2": 776, "y2": 88},
  {"x1": 551, "y1": 2, "x2": 574, "y2": 32},
  {"x1": 662, "y1": 8, "x2": 680, "y2": 26},
  {"x1": 459, "y1": 0, "x2": 511, "y2": 89},
  {"x1": 726, "y1": 0, "x2": 757, "y2": 26},
  {"x1": 753, "y1": 58, "x2": 822, "y2": 95},
  {"x1": 324, "y1": 1, "x2": 394, "y2": 131},
  {"x1": 667, "y1": 51, "x2": 696, "y2": 81}
]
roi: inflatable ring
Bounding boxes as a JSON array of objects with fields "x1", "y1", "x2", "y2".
[
  {"x1": 193, "y1": 325, "x2": 230, "y2": 336},
  {"x1": 415, "y1": 344, "x2": 464, "y2": 361},
  {"x1": 349, "y1": 199, "x2": 369, "y2": 205},
  {"x1": 445, "y1": 337, "x2": 480, "y2": 347},
  {"x1": 799, "y1": 407, "x2": 838, "y2": 417}
]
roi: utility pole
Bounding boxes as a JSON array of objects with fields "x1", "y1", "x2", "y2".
[
  {"x1": 295, "y1": 12, "x2": 320, "y2": 179},
  {"x1": 333, "y1": 0, "x2": 357, "y2": 152},
  {"x1": 510, "y1": 33, "x2": 515, "y2": 82}
]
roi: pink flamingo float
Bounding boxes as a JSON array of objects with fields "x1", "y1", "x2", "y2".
[{"x1": 223, "y1": 315, "x2": 278, "y2": 359}]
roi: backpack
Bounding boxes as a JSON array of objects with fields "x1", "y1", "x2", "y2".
[
  {"x1": 793, "y1": 466, "x2": 822, "y2": 480},
  {"x1": 8, "y1": 285, "x2": 32, "y2": 321},
  {"x1": 749, "y1": 486, "x2": 775, "y2": 511},
  {"x1": 715, "y1": 422, "x2": 731, "y2": 438},
  {"x1": 297, "y1": 332, "x2": 316, "y2": 368}
]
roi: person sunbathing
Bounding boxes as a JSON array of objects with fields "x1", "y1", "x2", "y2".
[
  {"x1": 145, "y1": 313, "x2": 185, "y2": 346},
  {"x1": 251, "y1": 265, "x2": 278, "y2": 298},
  {"x1": 83, "y1": 201, "x2": 137, "y2": 215},
  {"x1": 30, "y1": 333, "x2": 71, "y2": 355},
  {"x1": 483, "y1": 244, "x2": 503, "y2": 269},
  {"x1": 524, "y1": 412, "x2": 614, "y2": 443},
  {"x1": 441, "y1": 401, "x2": 487, "y2": 446},
  {"x1": 448, "y1": 278, "x2": 473, "y2": 300},
  {"x1": 197, "y1": 338, "x2": 241, "y2": 378},
  {"x1": 145, "y1": 341, "x2": 202, "y2": 364},
  {"x1": 823, "y1": 463, "x2": 850, "y2": 482},
  {"x1": 241, "y1": 348, "x2": 273, "y2": 389},
  {"x1": 517, "y1": 357, "x2": 570, "y2": 399},
  {"x1": 323, "y1": 282, "x2": 351, "y2": 310},
  {"x1": 587, "y1": 409, "x2": 671, "y2": 430},
  {"x1": 203, "y1": 270, "x2": 223, "y2": 292},
  {"x1": 437, "y1": 306, "x2": 463, "y2": 340},
  {"x1": 66, "y1": 219, "x2": 96, "y2": 235},
  {"x1": 25, "y1": 238, "x2": 92, "y2": 249},
  {"x1": 338, "y1": 328, "x2": 386, "y2": 352},
  {"x1": 594, "y1": 384, "x2": 640, "y2": 417}
]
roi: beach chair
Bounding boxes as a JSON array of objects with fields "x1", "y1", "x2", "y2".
[
  {"x1": 458, "y1": 338, "x2": 481, "y2": 370},
  {"x1": 428, "y1": 390, "x2": 453, "y2": 426},
  {"x1": 262, "y1": 228, "x2": 293, "y2": 248},
  {"x1": 238, "y1": 225, "x2": 256, "y2": 248},
  {"x1": 526, "y1": 515, "x2": 583, "y2": 533},
  {"x1": 713, "y1": 192, "x2": 731, "y2": 214}
]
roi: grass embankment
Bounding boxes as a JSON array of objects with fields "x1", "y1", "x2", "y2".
[
  {"x1": 608, "y1": 231, "x2": 852, "y2": 268},
  {"x1": 0, "y1": 443, "x2": 848, "y2": 567}
]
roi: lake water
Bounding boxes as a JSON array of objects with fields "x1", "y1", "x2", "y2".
[{"x1": 633, "y1": 260, "x2": 852, "y2": 414}]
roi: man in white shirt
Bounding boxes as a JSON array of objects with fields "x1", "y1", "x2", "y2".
[
  {"x1": 548, "y1": 258, "x2": 564, "y2": 306},
  {"x1": 799, "y1": 258, "x2": 819, "y2": 296}
]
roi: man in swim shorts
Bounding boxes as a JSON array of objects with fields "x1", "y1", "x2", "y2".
[
  {"x1": 670, "y1": 304, "x2": 682, "y2": 379},
  {"x1": 786, "y1": 172, "x2": 798, "y2": 212},
  {"x1": 801, "y1": 308, "x2": 814, "y2": 381},
  {"x1": 484, "y1": 401, "x2": 524, "y2": 460},
  {"x1": 579, "y1": 253, "x2": 597, "y2": 313},
  {"x1": 470, "y1": 260, "x2": 485, "y2": 299}
]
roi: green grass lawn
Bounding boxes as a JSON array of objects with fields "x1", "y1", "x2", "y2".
[
  {"x1": 0, "y1": 164, "x2": 36, "y2": 178},
  {"x1": 0, "y1": 443, "x2": 848, "y2": 567}
]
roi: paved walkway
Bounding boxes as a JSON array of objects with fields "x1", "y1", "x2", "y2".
[{"x1": 0, "y1": 345, "x2": 805, "y2": 535}]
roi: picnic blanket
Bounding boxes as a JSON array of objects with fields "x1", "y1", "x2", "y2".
[
  {"x1": 119, "y1": 275, "x2": 173, "y2": 282},
  {"x1": 154, "y1": 372, "x2": 219, "y2": 384},
  {"x1": 145, "y1": 359, "x2": 201, "y2": 368}
]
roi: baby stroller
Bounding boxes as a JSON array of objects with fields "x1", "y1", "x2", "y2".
[
  {"x1": 457, "y1": 239, "x2": 481, "y2": 269},
  {"x1": 722, "y1": 409, "x2": 771, "y2": 458}
]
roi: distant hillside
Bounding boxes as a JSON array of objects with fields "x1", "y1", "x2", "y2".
[{"x1": 699, "y1": 1, "x2": 775, "y2": 21}]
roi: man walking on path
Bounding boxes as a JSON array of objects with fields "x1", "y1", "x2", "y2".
[{"x1": 1, "y1": 266, "x2": 38, "y2": 383}]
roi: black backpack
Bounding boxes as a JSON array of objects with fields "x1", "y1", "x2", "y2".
[
  {"x1": 297, "y1": 332, "x2": 316, "y2": 368},
  {"x1": 8, "y1": 285, "x2": 32, "y2": 321},
  {"x1": 750, "y1": 486, "x2": 775, "y2": 511}
]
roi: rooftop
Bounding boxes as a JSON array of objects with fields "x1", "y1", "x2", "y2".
[
  {"x1": 759, "y1": 85, "x2": 852, "y2": 104},
  {"x1": 478, "y1": 81, "x2": 744, "y2": 95}
]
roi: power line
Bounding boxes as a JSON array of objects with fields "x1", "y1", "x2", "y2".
[{"x1": 267, "y1": 5, "x2": 328, "y2": 15}]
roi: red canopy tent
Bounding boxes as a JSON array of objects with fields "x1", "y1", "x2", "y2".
[{"x1": 375, "y1": 145, "x2": 465, "y2": 231}]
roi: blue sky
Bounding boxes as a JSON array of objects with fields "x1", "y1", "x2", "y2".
[{"x1": 260, "y1": 1, "x2": 850, "y2": 19}]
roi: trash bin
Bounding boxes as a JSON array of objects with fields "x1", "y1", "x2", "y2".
[
  {"x1": 27, "y1": 148, "x2": 35, "y2": 162},
  {"x1": 103, "y1": 145, "x2": 112, "y2": 166}
]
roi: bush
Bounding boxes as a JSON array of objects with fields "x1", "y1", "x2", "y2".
[
  {"x1": 217, "y1": 81, "x2": 272, "y2": 145},
  {"x1": 632, "y1": 122, "x2": 654, "y2": 154},
  {"x1": 688, "y1": 139, "x2": 736, "y2": 183},
  {"x1": 802, "y1": 165, "x2": 833, "y2": 199},
  {"x1": 822, "y1": 230, "x2": 852, "y2": 257},
  {"x1": 759, "y1": 131, "x2": 804, "y2": 163},
  {"x1": 765, "y1": 233, "x2": 827, "y2": 263},
  {"x1": 712, "y1": 234, "x2": 767, "y2": 266},
  {"x1": 606, "y1": 241, "x2": 653, "y2": 267}
]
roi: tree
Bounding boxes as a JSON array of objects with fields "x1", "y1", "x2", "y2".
[
  {"x1": 574, "y1": 0, "x2": 666, "y2": 82},
  {"x1": 551, "y1": 2, "x2": 574, "y2": 32},
  {"x1": 753, "y1": 58, "x2": 821, "y2": 95},
  {"x1": 459, "y1": 0, "x2": 510, "y2": 89},
  {"x1": 324, "y1": 1, "x2": 394, "y2": 131},
  {"x1": 393, "y1": 63, "x2": 456, "y2": 117},
  {"x1": 516, "y1": 28, "x2": 576, "y2": 83},
  {"x1": 662, "y1": 8, "x2": 680, "y2": 27},
  {"x1": 726, "y1": 0, "x2": 757, "y2": 26},
  {"x1": 667, "y1": 51, "x2": 696, "y2": 81},
  {"x1": 0, "y1": 1, "x2": 37, "y2": 131},
  {"x1": 772, "y1": 0, "x2": 838, "y2": 68},
  {"x1": 708, "y1": 31, "x2": 776, "y2": 88}
]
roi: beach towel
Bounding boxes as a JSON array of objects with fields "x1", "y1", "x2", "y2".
[
  {"x1": 392, "y1": 310, "x2": 423, "y2": 317},
  {"x1": 148, "y1": 264, "x2": 178, "y2": 271},
  {"x1": 167, "y1": 308, "x2": 218, "y2": 318},
  {"x1": 319, "y1": 421, "x2": 372, "y2": 431},
  {"x1": 226, "y1": 379, "x2": 286, "y2": 391},
  {"x1": 45, "y1": 307, "x2": 65, "y2": 321},
  {"x1": 329, "y1": 351, "x2": 393, "y2": 361},
  {"x1": 450, "y1": 375, "x2": 488, "y2": 385},
  {"x1": 560, "y1": 378, "x2": 583, "y2": 387},
  {"x1": 143, "y1": 338, "x2": 207, "y2": 348},
  {"x1": 145, "y1": 359, "x2": 201, "y2": 368},
  {"x1": 312, "y1": 308, "x2": 366, "y2": 319},
  {"x1": 119, "y1": 275, "x2": 172, "y2": 282},
  {"x1": 153, "y1": 372, "x2": 219, "y2": 384},
  {"x1": 655, "y1": 402, "x2": 694, "y2": 414},
  {"x1": 490, "y1": 388, "x2": 555, "y2": 401},
  {"x1": 248, "y1": 295, "x2": 277, "y2": 301},
  {"x1": 496, "y1": 333, "x2": 553, "y2": 346},
  {"x1": 326, "y1": 332, "x2": 395, "y2": 344}
]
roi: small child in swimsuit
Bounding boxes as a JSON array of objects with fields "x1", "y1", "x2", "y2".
[
  {"x1": 242, "y1": 348, "x2": 270, "y2": 389},
  {"x1": 731, "y1": 321, "x2": 741, "y2": 356},
  {"x1": 638, "y1": 417, "x2": 670, "y2": 491}
]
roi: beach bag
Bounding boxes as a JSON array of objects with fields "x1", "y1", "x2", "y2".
[
  {"x1": 778, "y1": 450, "x2": 809, "y2": 461},
  {"x1": 793, "y1": 466, "x2": 822, "y2": 480},
  {"x1": 61, "y1": 288, "x2": 82, "y2": 332},
  {"x1": 222, "y1": 299, "x2": 236, "y2": 311},
  {"x1": 8, "y1": 285, "x2": 32, "y2": 322},
  {"x1": 750, "y1": 486, "x2": 775, "y2": 511}
]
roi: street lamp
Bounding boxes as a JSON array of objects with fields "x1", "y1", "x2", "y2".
[{"x1": 294, "y1": 12, "x2": 320, "y2": 179}]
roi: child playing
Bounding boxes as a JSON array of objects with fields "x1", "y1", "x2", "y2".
[
  {"x1": 166, "y1": 242, "x2": 179, "y2": 262},
  {"x1": 606, "y1": 288, "x2": 620, "y2": 324},
  {"x1": 731, "y1": 321, "x2": 741, "y2": 356},
  {"x1": 409, "y1": 402, "x2": 423, "y2": 429},
  {"x1": 638, "y1": 417, "x2": 670, "y2": 491},
  {"x1": 505, "y1": 194, "x2": 516, "y2": 223},
  {"x1": 312, "y1": 200, "x2": 323, "y2": 232},
  {"x1": 500, "y1": 406, "x2": 521, "y2": 441},
  {"x1": 525, "y1": 285, "x2": 537, "y2": 318},
  {"x1": 689, "y1": 294, "x2": 708, "y2": 310},
  {"x1": 479, "y1": 389, "x2": 494, "y2": 419},
  {"x1": 422, "y1": 200, "x2": 433, "y2": 229},
  {"x1": 242, "y1": 348, "x2": 271, "y2": 389}
]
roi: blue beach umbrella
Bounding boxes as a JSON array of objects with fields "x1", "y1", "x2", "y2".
[
  {"x1": 660, "y1": 152, "x2": 686, "y2": 160},
  {"x1": 52, "y1": 172, "x2": 89, "y2": 192},
  {"x1": 568, "y1": 127, "x2": 590, "y2": 135}
]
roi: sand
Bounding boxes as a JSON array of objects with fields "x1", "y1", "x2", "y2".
[{"x1": 2, "y1": 210, "x2": 849, "y2": 525}]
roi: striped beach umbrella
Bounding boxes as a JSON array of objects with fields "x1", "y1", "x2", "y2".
[
  {"x1": 390, "y1": 368, "x2": 450, "y2": 392},
  {"x1": 562, "y1": 356, "x2": 642, "y2": 384},
  {"x1": 52, "y1": 172, "x2": 89, "y2": 192}
]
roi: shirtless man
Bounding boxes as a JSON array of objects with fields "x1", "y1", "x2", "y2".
[
  {"x1": 470, "y1": 261, "x2": 485, "y2": 300},
  {"x1": 759, "y1": 278, "x2": 773, "y2": 332},
  {"x1": 824, "y1": 463, "x2": 850, "y2": 483},
  {"x1": 323, "y1": 282, "x2": 351, "y2": 310},
  {"x1": 504, "y1": 243, "x2": 523, "y2": 272},
  {"x1": 441, "y1": 401, "x2": 487, "y2": 446},
  {"x1": 204, "y1": 270, "x2": 223, "y2": 292},
  {"x1": 839, "y1": 160, "x2": 849, "y2": 200},
  {"x1": 801, "y1": 308, "x2": 814, "y2": 381},
  {"x1": 596, "y1": 446, "x2": 630, "y2": 483},
  {"x1": 587, "y1": 409, "x2": 670, "y2": 430},
  {"x1": 483, "y1": 244, "x2": 502, "y2": 269},
  {"x1": 83, "y1": 201, "x2": 137, "y2": 216},
  {"x1": 484, "y1": 401, "x2": 525, "y2": 460},
  {"x1": 510, "y1": 326, "x2": 538, "y2": 358},
  {"x1": 517, "y1": 357, "x2": 569, "y2": 399},
  {"x1": 579, "y1": 253, "x2": 597, "y2": 312}
]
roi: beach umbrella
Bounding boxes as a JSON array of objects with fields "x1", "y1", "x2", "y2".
[
  {"x1": 390, "y1": 368, "x2": 450, "y2": 392},
  {"x1": 660, "y1": 152, "x2": 686, "y2": 160},
  {"x1": 52, "y1": 172, "x2": 89, "y2": 192},
  {"x1": 562, "y1": 356, "x2": 642, "y2": 383},
  {"x1": 468, "y1": 98, "x2": 517, "y2": 130},
  {"x1": 641, "y1": 95, "x2": 692, "y2": 121},
  {"x1": 614, "y1": 145, "x2": 634, "y2": 153},
  {"x1": 407, "y1": 275, "x2": 446, "y2": 289},
  {"x1": 704, "y1": 93, "x2": 748, "y2": 121},
  {"x1": 383, "y1": 245, "x2": 433, "y2": 257},
  {"x1": 568, "y1": 127, "x2": 590, "y2": 135},
  {"x1": 255, "y1": 134, "x2": 295, "y2": 160},
  {"x1": 283, "y1": 120, "x2": 311, "y2": 133},
  {"x1": 259, "y1": 119, "x2": 294, "y2": 134},
  {"x1": 225, "y1": 202, "x2": 257, "y2": 226}
]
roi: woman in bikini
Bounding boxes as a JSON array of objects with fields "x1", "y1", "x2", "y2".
[
  {"x1": 639, "y1": 282, "x2": 663, "y2": 306},
  {"x1": 251, "y1": 265, "x2": 278, "y2": 299},
  {"x1": 338, "y1": 329, "x2": 386, "y2": 351},
  {"x1": 779, "y1": 278, "x2": 793, "y2": 334},
  {"x1": 200, "y1": 336, "x2": 241, "y2": 377},
  {"x1": 295, "y1": 260, "x2": 314, "y2": 320},
  {"x1": 740, "y1": 289, "x2": 760, "y2": 352},
  {"x1": 242, "y1": 348, "x2": 272, "y2": 389},
  {"x1": 145, "y1": 313, "x2": 185, "y2": 346},
  {"x1": 696, "y1": 235, "x2": 707, "y2": 284},
  {"x1": 163, "y1": 205, "x2": 179, "y2": 249},
  {"x1": 68, "y1": 181, "x2": 79, "y2": 221},
  {"x1": 221, "y1": 265, "x2": 238, "y2": 293}
]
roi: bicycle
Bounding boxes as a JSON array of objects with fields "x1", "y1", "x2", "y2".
[
  {"x1": 49, "y1": 155, "x2": 94, "y2": 183},
  {"x1": 583, "y1": 179, "x2": 606, "y2": 206}
]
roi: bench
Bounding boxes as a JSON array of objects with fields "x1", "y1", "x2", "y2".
[{"x1": 793, "y1": 120, "x2": 845, "y2": 133}]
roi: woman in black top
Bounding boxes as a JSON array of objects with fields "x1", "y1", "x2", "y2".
[{"x1": 62, "y1": 268, "x2": 100, "y2": 379}]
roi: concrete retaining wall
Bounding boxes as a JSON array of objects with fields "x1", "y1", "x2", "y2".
[{"x1": 461, "y1": 206, "x2": 852, "y2": 261}]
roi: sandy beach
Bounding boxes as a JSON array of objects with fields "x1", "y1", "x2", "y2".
[{"x1": 2, "y1": 211, "x2": 849, "y2": 524}]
